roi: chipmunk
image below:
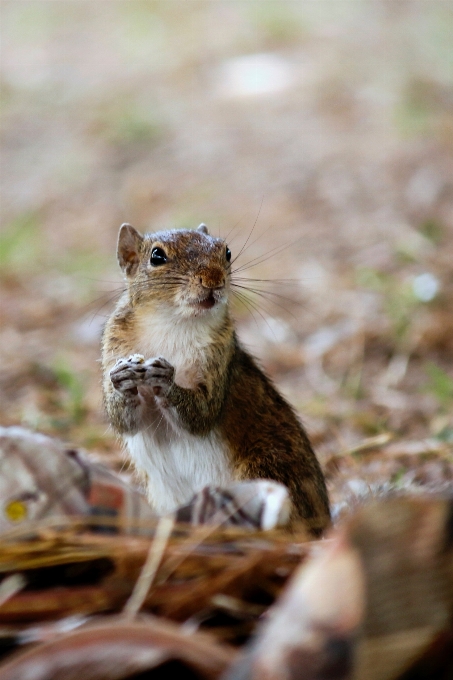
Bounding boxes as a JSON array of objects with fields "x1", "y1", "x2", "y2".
[{"x1": 101, "y1": 223, "x2": 330, "y2": 535}]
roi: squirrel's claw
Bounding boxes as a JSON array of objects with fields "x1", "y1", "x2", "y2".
[
  {"x1": 110, "y1": 355, "x2": 175, "y2": 398},
  {"x1": 143, "y1": 356, "x2": 175, "y2": 397}
]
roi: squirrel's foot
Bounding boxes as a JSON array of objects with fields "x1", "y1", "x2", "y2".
[
  {"x1": 142, "y1": 356, "x2": 175, "y2": 397},
  {"x1": 110, "y1": 354, "x2": 147, "y2": 396},
  {"x1": 110, "y1": 355, "x2": 174, "y2": 398}
]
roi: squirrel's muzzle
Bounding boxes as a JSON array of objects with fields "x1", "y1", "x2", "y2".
[{"x1": 198, "y1": 268, "x2": 226, "y2": 290}]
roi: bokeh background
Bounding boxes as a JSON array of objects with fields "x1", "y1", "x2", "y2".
[{"x1": 1, "y1": 1, "x2": 452, "y2": 509}]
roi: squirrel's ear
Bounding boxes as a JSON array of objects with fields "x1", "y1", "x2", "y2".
[
  {"x1": 117, "y1": 223, "x2": 143, "y2": 277},
  {"x1": 197, "y1": 223, "x2": 209, "y2": 235}
]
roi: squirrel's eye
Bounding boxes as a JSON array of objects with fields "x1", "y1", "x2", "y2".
[
  {"x1": 150, "y1": 247, "x2": 167, "y2": 266},
  {"x1": 226, "y1": 246, "x2": 231, "y2": 262}
]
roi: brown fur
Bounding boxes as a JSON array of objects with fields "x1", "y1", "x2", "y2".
[{"x1": 102, "y1": 224, "x2": 331, "y2": 534}]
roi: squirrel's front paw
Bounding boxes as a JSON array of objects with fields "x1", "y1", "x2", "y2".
[
  {"x1": 110, "y1": 354, "x2": 147, "y2": 394},
  {"x1": 143, "y1": 356, "x2": 175, "y2": 397}
]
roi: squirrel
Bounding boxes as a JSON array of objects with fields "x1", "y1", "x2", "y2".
[{"x1": 101, "y1": 223, "x2": 331, "y2": 535}]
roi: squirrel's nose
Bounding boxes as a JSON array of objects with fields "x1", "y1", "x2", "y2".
[{"x1": 199, "y1": 270, "x2": 225, "y2": 289}]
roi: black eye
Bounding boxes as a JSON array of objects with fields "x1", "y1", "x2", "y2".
[
  {"x1": 226, "y1": 246, "x2": 231, "y2": 262},
  {"x1": 150, "y1": 247, "x2": 167, "y2": 266}
]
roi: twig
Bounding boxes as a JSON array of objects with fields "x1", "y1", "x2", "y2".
[
  {"x1": 340, "y1": 433, "x2": 394, "y2": 457},
  {"x1": 0, "y1": 573, "x2": 26, "y2": 607},
  {"x1": 123, "y1": 515, "x2": 174, "y2": 618}
]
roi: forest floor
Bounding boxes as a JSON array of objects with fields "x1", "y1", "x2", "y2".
[{"x1": 1, "y1": 1, "x2": 452, "y2": 515}]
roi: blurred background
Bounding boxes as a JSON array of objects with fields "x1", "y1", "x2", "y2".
[{"x1": 1, "y1": 1, "x2": 452, "y2": 506}]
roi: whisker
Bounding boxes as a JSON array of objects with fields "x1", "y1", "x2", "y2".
[
  {"x1": 86, "y1": 288, "x2": 125, "y2": 307},
  {"x1": 76, "y1": 276, "x2": 125, "y2": 284},
  {"x1": 86, "y1": 289, "x2": 126, "y2": 323},
  {"x1": 232, "y1": 290, "x2": 279, "y2": 341},
  {"x1": 231, "y1": 290, "x2": 262, "y2": 332},
  {"x1": 232, "y1": 281, "x2": 300, "y2": 305},
  {"x1": 231, "y1": 284, "x2": 298, "y2": 321},
  {"x1": 237, "y1": 219, "x2": 277, "y2": 258},
  {"x1": 233, "y1": 289, "x2": 272, "y2": 325},
  {"x1": 224, "y1": 218, "x2": 243, "y2": 243},
  {"x1": 87, "y1": 276, "x2": 188, "y2": 324},
  {"x1": 229, "y1": 196, "x2": 264, "y2": 267},
  {"x1": 144, "y1": 409, "x2": 166, "y2": 435},
  {"x1": 232, "y1": 277, "x2": 300, "y2": 285},
  {"x1": 223, "y1": 208, "x2": 259, "y2": 245},
  {"x1": 131, "y1": 277, "x2": 188, "y2": 287},
  {"x1": 231, "y1": 279, "x2": 301, "y2": 305},
  {"x1": 130, "y1": 281, "x2": 186, "y2": 293},
  {"x1": 232, "y1": 282, "x2": 296, "y2": 302},
  {"x1": 232, "y1": 236, "x2": 304, "y2": 275},
  {"x1": 130, "y1": 284, "x2": 182, "y2": 292}
]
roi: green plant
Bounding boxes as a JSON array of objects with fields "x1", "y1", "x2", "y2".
[
  {"x1": 0, "y1": 212, "x2": 41, "y2": 273},
  {"x1": 420, "y1": 219, "x2": 444, "y2": 245},
  {"x1": 424, "y1": 362, "x2": 453, "y2": 411},
  {"x1": 355, "y1": 267, "x2": 420, "y2": 347},
  {"x1": 52, "y1": 360, "x2": 88, "y2": 425}
]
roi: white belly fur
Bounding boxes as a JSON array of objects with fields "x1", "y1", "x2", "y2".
[
  {"x1": 134, "y1": 306, "x2": 223, "y2": 387},
  {"x1": 127, "y1": 306, "x2": 233, "y2": 513},
  {"x1": 125, "y1": 429, "x2": 233, "y2": 514}
]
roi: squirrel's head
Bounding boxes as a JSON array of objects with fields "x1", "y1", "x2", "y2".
[{"x1": 117, "y1": 223, "x2": 232, "y2": 318}]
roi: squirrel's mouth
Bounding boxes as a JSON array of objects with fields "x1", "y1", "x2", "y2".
[
  {"x1": 188, "y1": 290, "x2": 221, "y2": 312},
  {"x1": 197, "y1": 292, "x2": 217, "y2": 309}
]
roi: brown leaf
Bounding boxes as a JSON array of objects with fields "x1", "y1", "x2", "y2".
[{"x1": 0, "y1": 616, "x2": 236, "y2": 680}]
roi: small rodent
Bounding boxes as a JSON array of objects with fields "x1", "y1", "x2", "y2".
[{"x1": 101, "y1": 223, "x2": 330, "y2": 535}]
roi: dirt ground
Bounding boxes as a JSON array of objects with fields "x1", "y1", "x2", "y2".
[{"x1": 1, "y1": 1, "x2": 452, "y2": 515}]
